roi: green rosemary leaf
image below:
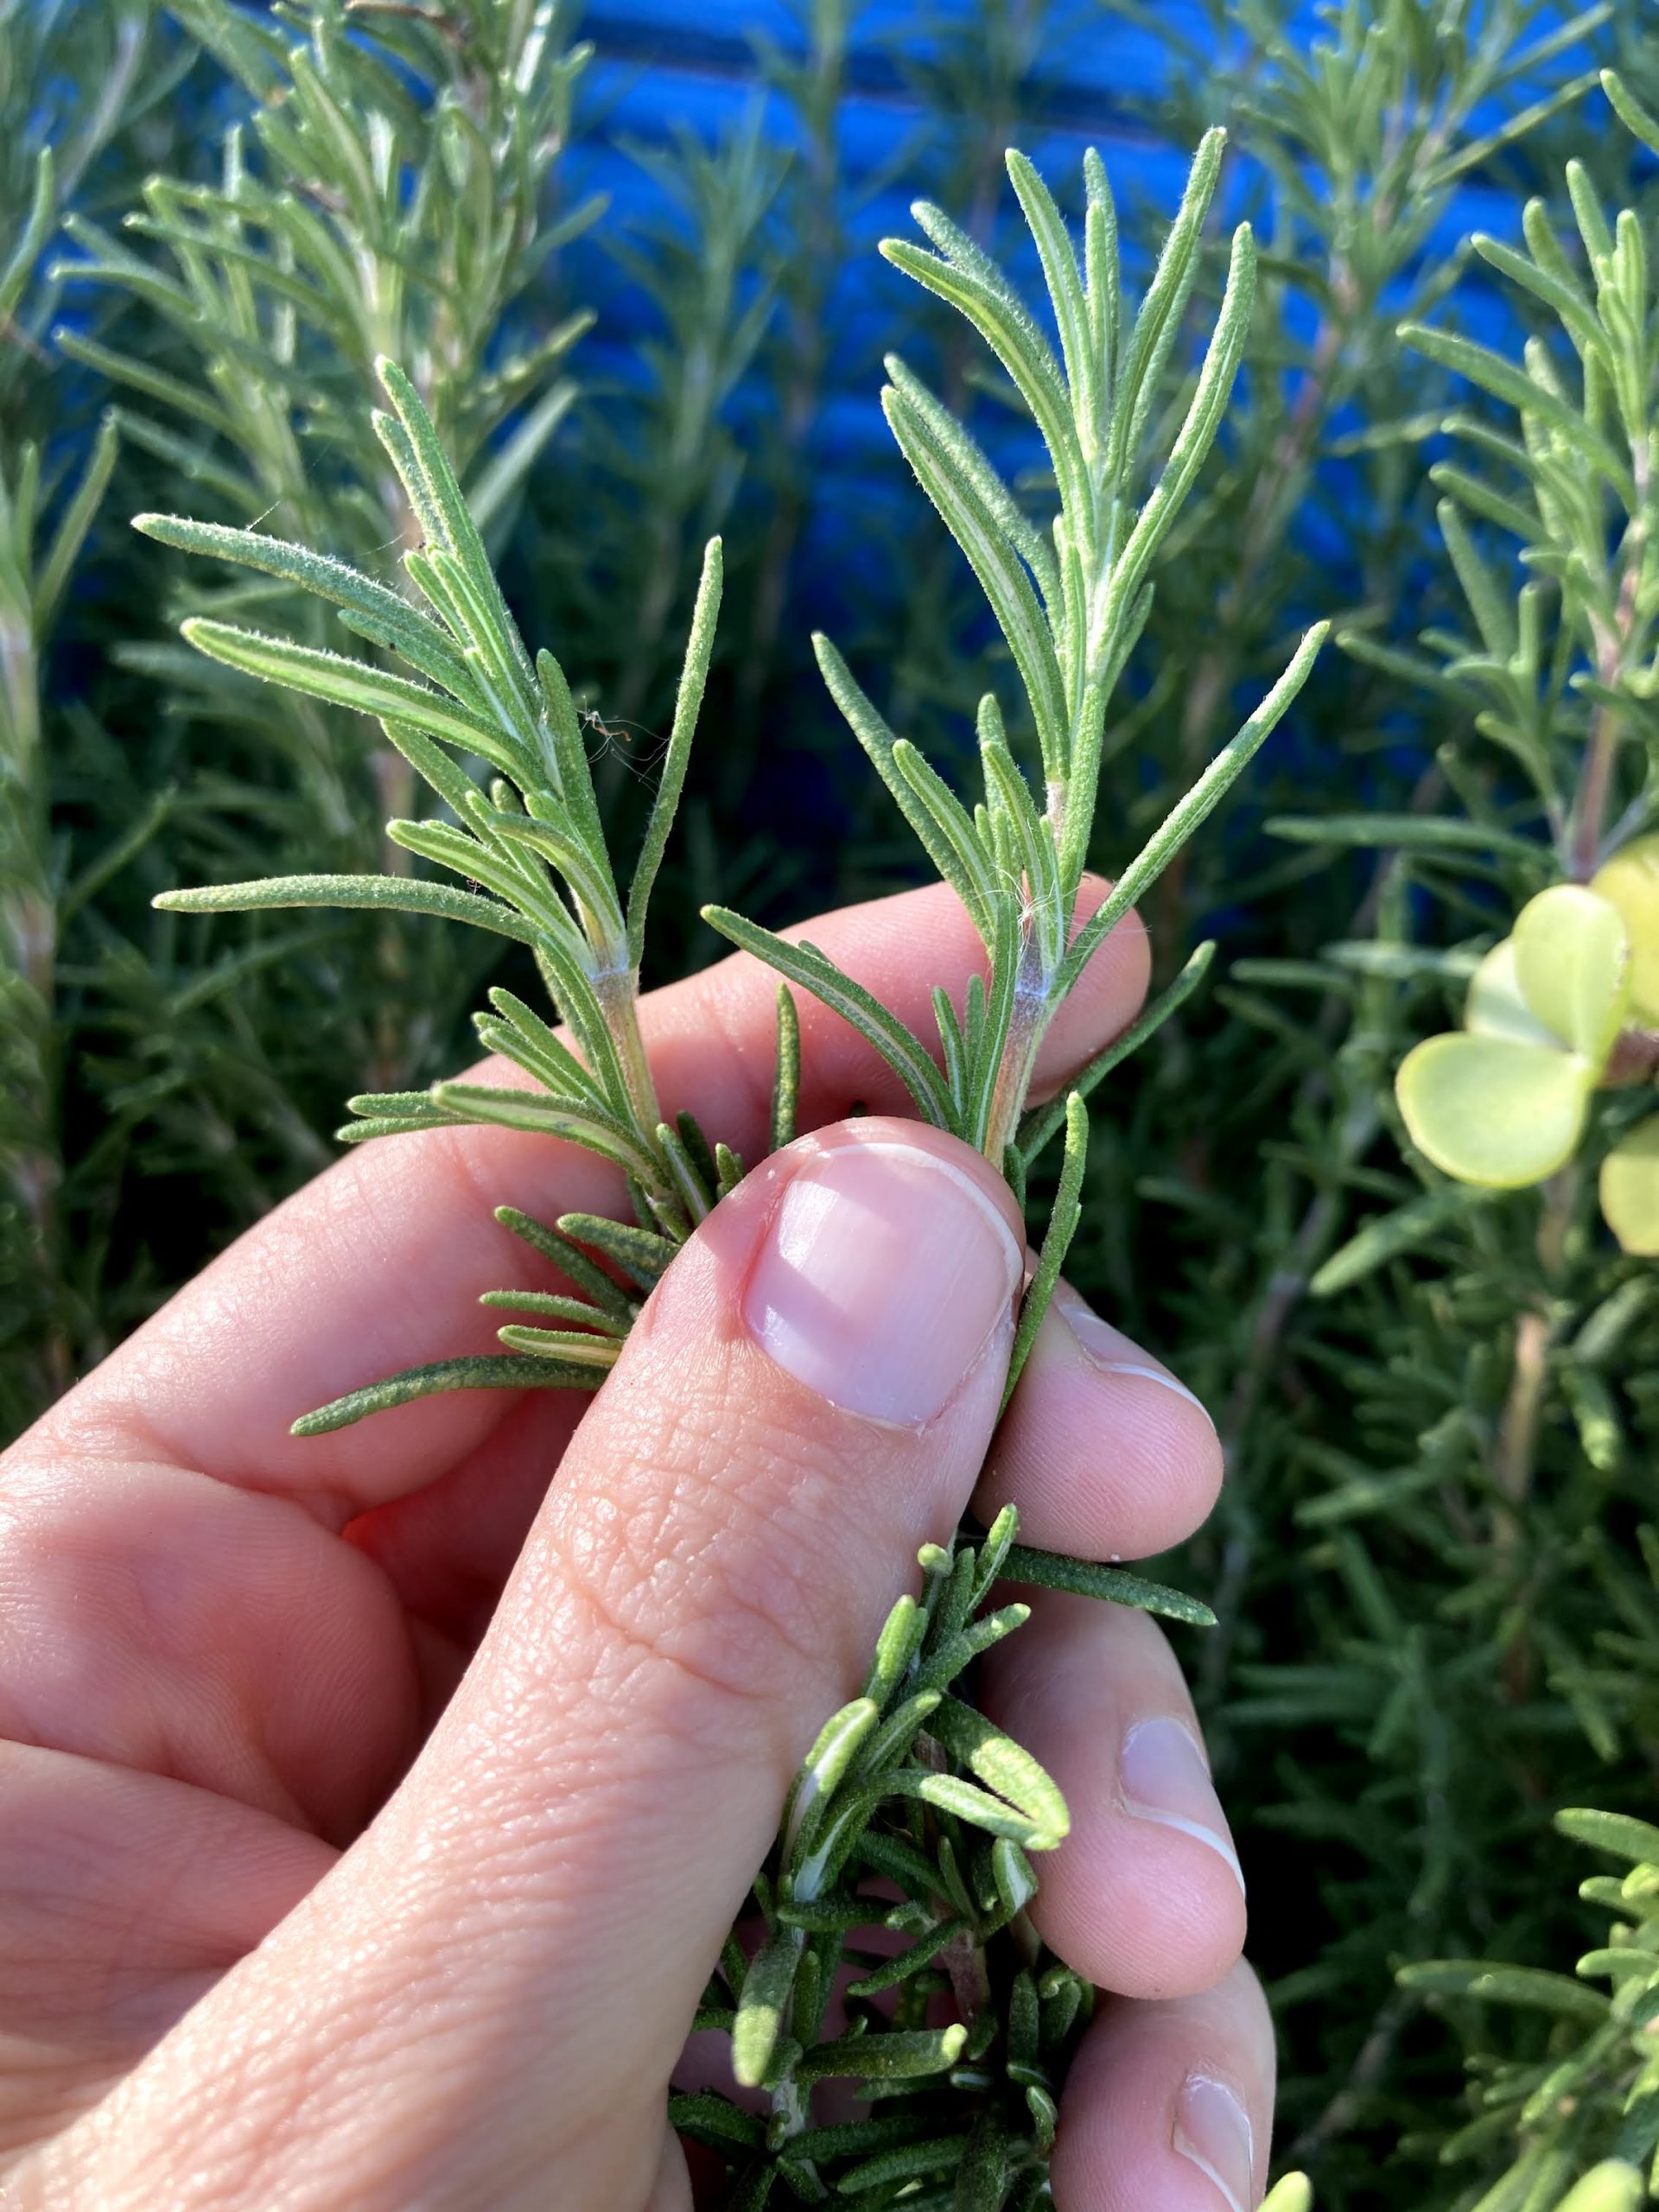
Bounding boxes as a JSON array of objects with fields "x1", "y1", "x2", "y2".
[
  {"x1": 880, "y1": 231, "x2": 1079, "y2": 513},
  {"x1": 1402, "y1": 322, "x2": 1632, "y2": 496},
  {"x1": 1266, "y1": 812, "x2": 1542, "y2": 861},
  {"x1": 131, "y1": 513, "x2": 477, "y2": 698},
  {"x1": 1081, "y1": 147, "x2": 1120, "y2": 408},
  {"x1": 292, "y1": 1353, "x2": 597, "y2": 1436},
  {"x1": 890, "y1": 737, "x2": 1000, "y2": 934},
  {"x1": 728, "y1": 2159, "x2": 779, "y2": 2212},
  {"x1": 493, "y1": 1208, "x2": 635, "y2": 1320},
  {"x1": 774, "y1": 1899, "x2": 880, "y2": 1934},
  {"x1": 482, "y1": 810, "x2": 625, "y2": 938},
  {"x1": 376, "y1": 359, "x2": 506, "y2": 611},
  {"x1": 1062, "y1": 622, "x2": 1329, "y2": 994},
  {"x1": 1001, "y1": 1546, "x2": 1217, "y2": 1627},
  {"x1": 675, "y1": 1110, "x2": 721, "y2": 1196},
  {"x1": 783, "y1": 1698, "x2": 881, "y2": 1865},
  {"x1": 925, "y1": 1694, "x2": 1070, "y2": 1844},
  {"x1": 153, "y1": 872, "x2": 537, "y2": 945},
  {"x1": 1005, "y1": 148, "x2": 1095, "y2": 449},
  {"x1": 934, "y1": 986, "x2": 968, "y2": 1109},
  {"x1": 812, "y1": 634, "x2": 992, "y2": 934},
  {"x1": 715, "y1": 1143, "x2": 745, "y2": 1199},
  {"x1": 657, "y1": 1120, "x2": 713, "y2": 1224},
  {"x1": 494, "y1": 1324, "x2": 620, "y2": 1367},
  {"x1": 932, "y1": 1542, "x2": 980, "y2": 1649},
  {"x1": 770, "y1": 986, "x2": 800, "y2": 1153},
  {"x1": 850, "y1": 1690, "x2": 943, "y2": 1782},
  {"x1": 834, "y1": 2133, "x2": 970, "y2": 2190},
  {"x1": 534, "y1": 646, "x2": 607, "y2": 859},
  {"x1": 906, "y1": 1770, "x2": 1054, "y2": 1848},
  {"x1": 1086, "y1": 219, "x2": 1256, "y2": 763},
  {"x1": 970, "y1": 1506, "x2": 1020, "y2": 1605},
  {"x1": 1008, "y1": 1970, "x2": 1041, "y2": 2071},
  {"x1": 343, "y1": 1088, "x2": 452, "y2": 1122},
  {"x1": 430, "y1": 1082, "x2": 658, "y2": 1179},
  {"x1": 783, "y1": 2117, "x2": 938, "y2": 2164},
  {"x1": 1605, "y1": 67, "x2": 1659, "y2": 156},
  {"x1": 913, "y1": 1605, "x2": 1033, "y2": 1698},
  {"x1": 628, "y1": 535, "x2": 722, "y2": 966},
  {"x1": 980, "y1": 741, "x2": 1062, "y2": 974},
  {"x1": 480, "y1": 1289, "x2": 629, "y2": 1335},
  {"x1": 1311, "y1": 1185, "x2": 1500, "y2": 1298},
  {"x1": 795, "y1": 2024, "x2": 966, "y2": 2086},
  {"x1": 0, "y1": 144, "x2": 53, "y2": 327},
  {"x1": 991, "y1": 1836, "x2": 1039, "y2": 1924},
  {"x1": 882, "y1": 353, "x2": 1056, "y2": 599},
  {"x1": 734, "y1": 1923, "x2": 804, "y2": 2090},
  {"x1": 702, "y1": 909, "x2": 953, "y2": 1127},
  {"x1": 1396, "y1": 1961, "x2": 1611, "y2": 2021},
  {"x1": 1556, "y1": 1810, "x2": 1659, "y2": 1864},
  {"x1": 1003, "y1": 1091, "x2": 1088, "y2": 1409},
  {"x1": 386, "y1": 818, "x2": 550, "y2": 919},
  {"x1": 884, "y1": 380, "x2": 1067, "y2": 784},
  {"x1": 35, "y1": 414, "x2": 118, "y2": 636},
  {"x1": 557, "y1": 1212, "x2": 677, "y2": 1293},
  {"x1": 861, "y1": 1594, "x2": 926, "y2": 1707},
  {"x1": 480, "y1": 988, "x2": 607, "y2": 1107},
  {"x1": 1108, "y1": 124, "x2": 1226, "y2": 485},
  {"x1": 668, "y1": 2094, "x2": 766, "y2": 2153},
  {"x1": 179, "y1": 617, "x2": 520, "y2": 772},
  {"x1": 1468, "y1": 232, "x2": 1605, "y2": 361},
  {"x1": 1025, "y1": 2084, "x2": 1058, "y2": 2157},
  {"x1": 843, "y1": 1919, "x2": 968, "y2": 2000}
]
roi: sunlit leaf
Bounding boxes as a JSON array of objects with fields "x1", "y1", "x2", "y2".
[
  {"x1": 1599, "y1": 1117, "x2": 1659, "y2": 1255},
  {"x1": 1465, "y1": 938, "x2": 1562, "y2": 1049},
  {"x1": 1591, "y1": 836, "x2": 1659, "y2": 1026},
  {"x1": 1510, "y1": 884, "x2": 1629, "y2": 1066},
  {"x1": 1396, "y1": 1033, "x2": 1592, "y2": 1187}
]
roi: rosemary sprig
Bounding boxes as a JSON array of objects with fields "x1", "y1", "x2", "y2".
[{"x1": 139, "y1": 137, "x2": 1320, "y2": 2204}]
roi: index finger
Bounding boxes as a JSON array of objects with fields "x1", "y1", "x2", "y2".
[{"x1": 25, "y1": 879, "x2": 1148, "y2": 1510}]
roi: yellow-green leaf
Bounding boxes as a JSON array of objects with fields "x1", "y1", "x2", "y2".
[
  {"x1": 1396, "y1": 1033, "x2": 1592, "y2": 1187},
  {"x1": 1599, "y1": 1117, "x2": 1659, "y2": 1255},
  {"x1": 1592, "y1": 835, "x2": 1659, "y2": 1027},
  {"x1": 1465, "y1": 938, "x2": 1560, "y2": 1049},
  {"x1": 1511, "y1": 884, "x2": 1629, "y2": 1066}
]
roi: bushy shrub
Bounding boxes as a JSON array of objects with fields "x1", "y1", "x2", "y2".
[{"x1": 8, "y1": 3, "x2": 1659, "y2": 2206}]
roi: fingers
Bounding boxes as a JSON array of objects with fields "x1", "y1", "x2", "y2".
[
  {"x1": 1052, "y1": 1961, "x2": 1276, "y2": 2212},
  {"x1": 978, "y1": 1593, "x2": 1247, "y2": 1999},
  {"x1": 977, "y1": 1282, "x2": 1222, "y2": 1560},
  {"x1": 30, "y1": 1122, "x2": 1030, "y2": 2210},
  {"x1": 29, "y1": 879, "x2": 1147, "y2": 1511}
]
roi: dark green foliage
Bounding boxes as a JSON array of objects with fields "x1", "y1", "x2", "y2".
[{"x1": 12, "y1": 3, "x2": 1659, "y2": 2209}]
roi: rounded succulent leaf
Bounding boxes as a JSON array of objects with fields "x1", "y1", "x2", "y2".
[
  {"x1": 1465, "y1": 938, "x2": 1561, "y2": 1049},
  {"x1": 1396, "y1": 1033, "x2": 1592, "y2": 1188},
  {"x1": 1591, "y1": 835, "x2": 1659, "y2": 1027},
  {"x1": 1599, "y1": 1116, "x2": 1659, "y2": 1255},
  {"x1": 1510, "y1": 883, "x2": 1629, "y2": 1068}
]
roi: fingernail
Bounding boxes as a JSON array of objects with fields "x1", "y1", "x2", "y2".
[
  {"x1": 1119, "y1": 1718, "x2": 1245, "y2": 1896},
  {"x1": 1060, "y1": 1302, "x2": 1208, "y2": 1413},
  {"x1": 744, "y1": 1138, "x2": 1021, "y2": 1428},
  {"x1": 1173, "y1": 2074, "x2": 1255, "y2": 2212}
]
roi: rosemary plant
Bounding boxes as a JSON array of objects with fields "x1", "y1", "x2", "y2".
[{"x1": 139, "y1": 137, "x2": 1323, "y2": 2202}]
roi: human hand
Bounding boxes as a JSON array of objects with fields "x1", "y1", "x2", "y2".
[{"x1": 0, "y1": 881, "x2": 1271, "y2": 2211}]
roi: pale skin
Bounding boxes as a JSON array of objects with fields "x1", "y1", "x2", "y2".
[{"x1": 0, "y1": 879, "x2": 1273, "y2": 2210}]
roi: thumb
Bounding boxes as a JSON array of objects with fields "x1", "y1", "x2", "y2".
[{"x1": 45, "y1": 1119, "x2": 1026, "y2": 2212}]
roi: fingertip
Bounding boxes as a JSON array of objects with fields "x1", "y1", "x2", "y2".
[
  {"x1": 980, "y1": 1600, "x2": 1245, "y2": 2000},
  {"x1": 982, "y1": 1290, "x2": 1223, "y2": 1560},
  {"x1": 1052, "y1": 1963, "x2": 1275, "y2": 2212}
]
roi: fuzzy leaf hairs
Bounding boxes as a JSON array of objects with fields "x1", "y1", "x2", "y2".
[{"x1": 140, "y1": 137, "x2": 1325, "y2": 2204}]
